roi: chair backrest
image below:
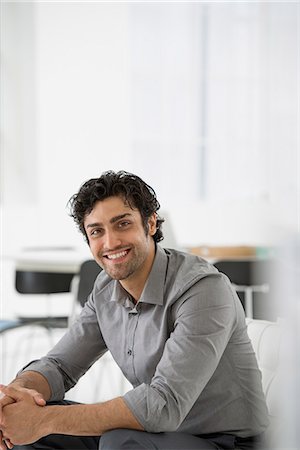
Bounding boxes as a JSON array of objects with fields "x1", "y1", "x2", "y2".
[
  {"x1": 76, "y1": 259, "x2": 102, "y2": 307},
  {"x1": 15, "y1": 270, "x2": 74, "y2": 294},
  {"x1": 213, "y1": 259, "x2": 271, "y2": 286}
]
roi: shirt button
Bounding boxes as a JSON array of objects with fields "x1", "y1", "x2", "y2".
[{"x1": 127, "y1": 349, "x2": 132, "y2": 356}]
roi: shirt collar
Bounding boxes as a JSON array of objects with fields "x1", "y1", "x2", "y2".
[
  {"x1": 139, "y1": 244, "x2": 167, "y2": 306},
  {"x1": 109, "y1": 244, "x2": 168, "y2": 307}
]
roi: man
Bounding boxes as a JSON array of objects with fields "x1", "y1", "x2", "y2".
[{"x1": 0, "y1": 171, "x2": 269, "y2": 450}]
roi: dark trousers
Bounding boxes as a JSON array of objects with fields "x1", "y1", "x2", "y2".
[
  {"x1": 12, "y1": 401, "x2": 263, "y2": 450},
  {"x1": 13, "y1": 429, "x2": 263, "y2": 450}
]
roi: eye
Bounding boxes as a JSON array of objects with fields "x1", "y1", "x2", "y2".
[
  {"x1": 90, "y1": 228, "x2": 104, "y2": 237},
  {"x1": 118, "y1": 220, "x2": 131, "y2": 228}
]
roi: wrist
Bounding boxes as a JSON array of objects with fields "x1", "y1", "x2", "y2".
[
  {"x1": 10, "y1": 371, "x2": 51, "y2": 401},
  {"x1": 8, "y1": 379, "x2": 26, "y2": 391},
  {"x1": 41, "y1": 405, "x2": 58, "y2": 435}
]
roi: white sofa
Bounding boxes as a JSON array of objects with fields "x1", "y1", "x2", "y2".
[{"x1": 246, "y1": 318, "x2": 284, "y2": 447}]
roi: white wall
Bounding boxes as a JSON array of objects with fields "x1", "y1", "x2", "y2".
[
  {"x1": 0, "y1": 1, "x2": 299, "y2": 422},
  {"x1": 1, "y1": 2, "x2": 298, "y2": 253}
]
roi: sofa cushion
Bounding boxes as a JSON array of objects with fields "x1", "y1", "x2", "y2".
[
  {"x1": 246, "y1": 319, "x2": 283, "y2": 419},
  {"x1": 246, "y1": 318, "x2": 284, "y2": 447}
]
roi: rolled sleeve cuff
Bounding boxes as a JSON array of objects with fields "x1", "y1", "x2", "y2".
[
  {"x1": 18, "y1": 358, "x2": 66, "y2": 401},
  {"x1": 123, "y1": 383, "x2": 168, "y2": 433}
]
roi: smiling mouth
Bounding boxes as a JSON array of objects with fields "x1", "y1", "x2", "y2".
[{"x1": 104, "y1": 249, "x2": 130, "y2": 260}]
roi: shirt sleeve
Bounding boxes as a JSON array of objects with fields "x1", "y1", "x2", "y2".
[
  {"x1": 19, "y1": 293, "x2": 107, "y2": 401},
  {"x1": 123, "y1": 274, "x2": 237, "y2": 432}
]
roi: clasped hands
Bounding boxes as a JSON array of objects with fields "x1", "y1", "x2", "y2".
[{"x1": 0, "y1": 384, "x2": 47, "y2": 449}]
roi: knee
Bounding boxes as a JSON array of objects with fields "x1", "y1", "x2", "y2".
[
  {"x1": 99, "y1": 430, "x2": 127, "y2": 450},
  {"x1": 99, "y1": 429, "x2": 150, "y2": 450}
]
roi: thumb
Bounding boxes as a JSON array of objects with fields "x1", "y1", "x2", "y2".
[{"x1": 30, "y1": 390, "x2": 46, "y2": 406}]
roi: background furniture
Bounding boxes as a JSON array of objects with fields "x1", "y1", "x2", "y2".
[
  {"x1": 1, "y1": 259, "x2": 130, "y2": 402},
  {"x1": 246, "y1": 318, "x2": 284, "y2": 448},
  {"x1": 14, "y1": 258, "x2": 102, "y2": 327},
  {"x1": 1, "y1": 271, "x2": 74, "y2": 335},
  {"x1": 68, "y1": 259, "x2": 102, "y2": 323},
  {"x1": 1, "y1": 259, "x2": 102, "y2": 383},
  {"x1": 213, "y1": 260, "x2": 272, "y2": 319},
  {"x1": 15, "y1": 269, "x2": 74, "y2": 328}
]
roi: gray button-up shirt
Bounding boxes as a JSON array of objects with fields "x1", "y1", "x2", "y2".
[{"x1": 22, "y1": 245, "x2": 269, "y2": 437}]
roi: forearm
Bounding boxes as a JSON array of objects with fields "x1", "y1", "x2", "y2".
[
  {"x1": 10, "y1": 371, "x2": 51, "y2": 401},
  {"x1": 43, "y1": 397, "x2": 143, "y2": 436}
]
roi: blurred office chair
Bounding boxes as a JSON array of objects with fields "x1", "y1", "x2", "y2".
[
  {"x1": 15, "y1": 259, "x2": 102, "y2": 327},
  {"x1": 1, "y1": 274, "x2": 73, "y2": 338},
  {"x1": 76, "y1": 260, "x2": 103, "y2": 306},
  {"x1": 1, "y1": 259, "x2": 102, "y2": 334},
  {"x1": 68, "y1": 259, "x2": 102, "y2": 323},
  {"x1": 214, "y1": 260, "x2": 270, "y2": 319},
  {"x1": 15, "y1": 269, "x2": 75, "y2": 329},
  {"x1": 1, "y1": 259, "x2": 102, "y2": 384}
]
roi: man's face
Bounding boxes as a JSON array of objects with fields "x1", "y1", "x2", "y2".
[{"x1": 83, "y1": 196, "x2": 157, "y2": 283}]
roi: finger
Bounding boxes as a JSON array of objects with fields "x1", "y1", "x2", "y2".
[
  {"x1": 0, "y1": 386, "x2": 23, "y2": 403},
  {"x1": 0, "y1": 431, "x2": 3, "y2": 449},
  {"x1": 0, "y1": 428, "x2": 13, "y2": 449},
  {"x1": 0, "y1": 391, "x2": 16, "y2": 423},
  {"x1": 0, "y1": 386, "x2": 17, "y2": 401},
  {"x1": 32, "y1": 393, "x2": 46, "y2": 406},
  {"x1": 0, "y1": 433, "x2": 7, "y2": 450},
  {"x1": 0, "y1": 388, "x2": 9, "y2": 405},
  {"x1": 5, "y1": 439, "x2": 13, "y2": 449},
  {"x1": 18, "y1": 388, "x2": 46, "y2": 406},
  {"x1": 0, "y1": 439, "x2": 10, "y2": 450},
  {"x1": 0, "y1": 397, "x2": 15, "y2": 410},
  {"x1": 1, "y1": 386, "x2": 45, "y2": 407},
  {"x1": 27, "y1": 390, "x2": 46, "y2": 406}
]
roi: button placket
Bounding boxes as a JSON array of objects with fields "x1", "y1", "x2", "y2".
[{"x1": 126, "y1": 306, "x2": 140, "y2": 385}]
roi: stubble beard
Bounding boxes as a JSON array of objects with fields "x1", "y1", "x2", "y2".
[{"x1": 99, "y1": 247, "x2": 147, "y2": 281}]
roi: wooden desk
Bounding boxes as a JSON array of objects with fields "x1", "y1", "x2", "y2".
[
  {"x1": 14, "y1": 247, "x2": 90, "y2": 274},
  {"x1": 188, "y1": 245, "x2": 258, "y2": 262}
]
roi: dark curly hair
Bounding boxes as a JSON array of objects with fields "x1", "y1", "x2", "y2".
[{"x1": 68, "y1": 170, "x2": 164, "y2": 243}]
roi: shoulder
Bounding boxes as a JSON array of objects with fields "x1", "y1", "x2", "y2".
[
  {"x1": 164, "y1": 247, "x2": 219, "y2": 289},
  {"x1": 162, "y1": 248, "x2": 238, "y2": 309}
]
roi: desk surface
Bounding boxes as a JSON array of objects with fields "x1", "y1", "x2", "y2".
[
  {"x1": 13, "y1": 247, "x2": 91, "y2": 274},
  {"x1": 11, "y1": 245, "x2": 272, "y2": 274},
  {"x1": 187, "y1": 245, "x2": 272, "y2": 262}
]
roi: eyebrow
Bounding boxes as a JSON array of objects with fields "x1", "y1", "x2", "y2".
[{"x1": 86, "y1": 213, "x2": 133, "y2": 229}]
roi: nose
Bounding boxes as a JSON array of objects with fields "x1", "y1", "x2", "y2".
[{"x1": 103, "y1": 230, "x2": 122, "y2": 250}]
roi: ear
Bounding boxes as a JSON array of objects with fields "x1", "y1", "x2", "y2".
[{"x1": 148, "y1": 213, "x2": 157, "y2": 237}]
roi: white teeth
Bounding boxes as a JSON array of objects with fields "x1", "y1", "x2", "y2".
[{"x1": 106, "y1": 250, "x2": 128, "y2": 260}]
